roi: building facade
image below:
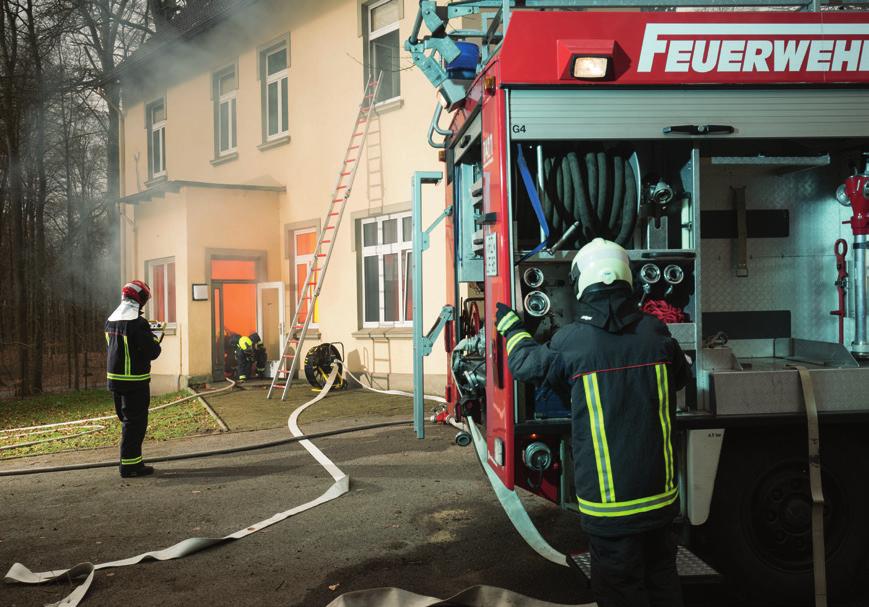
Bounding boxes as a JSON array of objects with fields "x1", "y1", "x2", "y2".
[{"x1": 117, "y1": 0, "x2": 449, "y2": 393}]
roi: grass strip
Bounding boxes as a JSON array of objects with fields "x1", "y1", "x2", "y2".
[{"x1": 0, "y1": 389, "x2": 220, "y2": 459}]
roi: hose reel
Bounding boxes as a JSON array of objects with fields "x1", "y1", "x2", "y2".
[
  {"x1": 304, "y1": 343, "x2": 345, "y2": 389},
  {"x1": 535, "y1": 145, "x2": 639, "y2": 251}
]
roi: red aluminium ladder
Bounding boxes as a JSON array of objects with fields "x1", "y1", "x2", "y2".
[{"x1": 268, "y1": 75, "x2": 382, "y2": 400}]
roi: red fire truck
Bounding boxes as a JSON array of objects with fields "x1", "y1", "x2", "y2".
[{"x1": 407, "y1": 2, "x2": 869, "y2": 604}]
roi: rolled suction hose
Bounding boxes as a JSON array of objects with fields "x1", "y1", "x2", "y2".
[{"x1": 539, "y1": 147, "x2": 637, "y2": 249}]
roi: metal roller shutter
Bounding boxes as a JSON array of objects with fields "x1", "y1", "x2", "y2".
[{"x1": 508, "y1": 88, "x2": 869, "y2": 140}]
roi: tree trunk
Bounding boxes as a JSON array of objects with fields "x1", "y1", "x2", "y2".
[{"x1": 25, "y1": 0, "x2": 46, "y2": 393}]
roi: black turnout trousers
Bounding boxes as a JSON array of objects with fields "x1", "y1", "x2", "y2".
[
  {"x1": 112, "y1": 387, "x2": 150, "y2": 469},
  {"x1": 588, "y1": 525, "x2": 683, "y2": 607}
]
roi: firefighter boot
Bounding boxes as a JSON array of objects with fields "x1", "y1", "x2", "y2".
[{"x1": 120, "y1": 464, "x2": 155, "y2": 478}]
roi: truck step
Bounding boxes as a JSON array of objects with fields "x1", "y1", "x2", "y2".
[{"x1": 569, "y1": 545, "x2": 720, "y2": 583}]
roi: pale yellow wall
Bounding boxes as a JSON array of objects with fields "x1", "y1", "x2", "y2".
[
  {"x1": 121, "y1": 0, "x2": 449, "y2": 390},
  {"x1": 185, "y1": 187, "x2": 282, "y2": 378},
  {"x1": 132, "y1": 191, "x2": 189, "y2": 389}
]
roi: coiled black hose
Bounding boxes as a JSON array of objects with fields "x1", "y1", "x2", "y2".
[{"x1": 539, "y1": 147, "x2": 637, "y2": 249}]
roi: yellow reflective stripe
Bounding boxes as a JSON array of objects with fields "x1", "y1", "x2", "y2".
[
  {"x1": 583, "y1": 374, "x2": 608, "y2": 503},
  {"x1": 121, "y1": 456, "x2": 143, "y2": 465},
  {"x1": 107, "y1": 372, "x2": 150, "y2": 381},
  {"x1": 505, "y1": 331, "x2": 532, "y2": 354},
  {"x1": 497, "y1": 313, "x2": 520, "y2": 333},
  {"x1": 105, "y1": 332, "x2": 109, "y2": 345},
  {"x1": 584, "y1": 373, "x2": 615, "y2": 502},
  {"x1": 123, "y1": 335, "x2": 131, "y2": 376},
  {"x1": 591, "y1": 373, "x2": 616, "y2": 502},
  {"x1": 656, "y1": 364, "x2": 674, "y2": 490},
  {"x1": 578, "y1": 487, "x2": 678, "y2": 517}
]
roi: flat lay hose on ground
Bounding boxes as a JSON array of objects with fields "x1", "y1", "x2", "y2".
[{"x1": 4, "y1": 367, "x2": 449, "y2": 607}]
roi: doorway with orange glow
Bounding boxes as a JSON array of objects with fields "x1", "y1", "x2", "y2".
[{"x1": 210, "y1": 257, "x2": 260, "y2": 380}]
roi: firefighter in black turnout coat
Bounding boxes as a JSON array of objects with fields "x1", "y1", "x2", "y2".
[
  {"x1": 496, "y1": 238, "x2": 691, "y2": 607},
  {"x1": 105, "y1": 280, "x2": 162, "y2": 478}
]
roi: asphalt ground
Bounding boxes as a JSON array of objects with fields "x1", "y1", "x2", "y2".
[
  {"x1": 1, "y1": 417, "x2": 599, "y2": 607},
  {"x1": 0, "y1": 385, "x2": 837, "y2": 607}
]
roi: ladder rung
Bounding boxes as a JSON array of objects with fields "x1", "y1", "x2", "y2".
[
  {"x1": 344, "y1": 158, "x2": 356, "y2": 163},
  {"x1": 328, "y1": 212, "x2": 339, "y2": 216},
  {"x1": 336, "y1": 185, "x2": 348, "y2": 190},
  {"x1": 322, "y1": 239, "x2": 331, "y2": 244},
  {"x1": 332, "y1": 199, "x2": 345, "y2": 203},
  {"x1": 273, "y1": 383, "x2": 287, "y2": 388},
  {"x1": 352, "y1": 132, "x2": 363, "y2": 137},
  {"x1": 325, "y1": 226, "x2": 335, "y2": 230},
  {"x1": 340, "y1": 172, "x2": 351, "y2": 176}
]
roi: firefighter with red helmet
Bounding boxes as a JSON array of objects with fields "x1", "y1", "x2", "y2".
[
  {"x1": 105, "y1": 280, "x2": 162, "y2": 478},
  {"x1": 496, "y1": 239, "x2": 691, "y2": 607}
]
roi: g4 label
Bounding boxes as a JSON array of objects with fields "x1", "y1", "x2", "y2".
[{"x1": 511, "y1": 124, "x2": 527, "y2": 134}]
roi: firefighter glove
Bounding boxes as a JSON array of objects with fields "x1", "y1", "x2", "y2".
[
  {"x1": 495, "y1": 303, "x2": 524, "y2": 337},
  {"x1": 496, "y1": 303, "x2": 536, "y2": 356},
  {"x1": 148, "y1": 320, "x2": 166, "y2": 344}
]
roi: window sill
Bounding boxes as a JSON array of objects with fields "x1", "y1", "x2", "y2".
[
  {"x1": 352, "y1": 327, "x2": 413, "y2": 340},
  {"x1": 258, "y1": 135, "x2": 290, "y2": 152},
  {"x1": 145, "y1": 175, "x2": 168, "y2": 188},
  {"x1": 373, "y1": 97, "x2": 403, "y2": 114},
  {"x1": 211, "y1": 152, "x2": 238, "y2": 166}
]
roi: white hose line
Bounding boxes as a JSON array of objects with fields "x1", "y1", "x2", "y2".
[
  {"x1": 5, "y1": 368, "x2": 450, "y2": 606},
  {"x1": 343, "y1": 367, "x2": 447, "y2": 405},
  {"x1": 4, "y1": 372, "x2": 343, "y2": 607},
  {"x1": 0, "y1": 380, "x2": 237, "y2": 452}
]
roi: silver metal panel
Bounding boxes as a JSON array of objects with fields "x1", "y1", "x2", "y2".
[
  {"x1": 669, "y1": 322, "x2": 696, "y2": 350},
  {"x1": 509, "y1": 89, "x2": 869, "y2": 141},
  {"x1": 571, "y1": 545, "x2": 719, "y2": 579},
  {"x1": 773, "y1": 338, "x2": 859, "y2": 368},
  {"x1": 700, "y1": 158, "x2": 855, "y2": 346},
  {"x1": 711, "y1": 367, "x2": 869, "y2": 415}
]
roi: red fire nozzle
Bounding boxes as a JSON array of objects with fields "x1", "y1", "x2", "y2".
[{"x1": 841, "y1": 157, "x2": 869, "y2": 236}]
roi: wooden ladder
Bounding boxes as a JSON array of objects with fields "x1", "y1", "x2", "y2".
[{"x1": 267, "y1": 74, "x2": 383, "y2": 400}]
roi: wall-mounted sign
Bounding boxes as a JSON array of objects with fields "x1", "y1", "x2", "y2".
[{"x1": 192, "y1": 284, "x2": 209, "y2": 301}]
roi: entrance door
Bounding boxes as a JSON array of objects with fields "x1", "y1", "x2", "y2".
[
  {"x1": 257, "y1": 282, "x2": 285, "y2": 377},
  {"x1": 210, "y1": 258, "x2": 260, "y2": 380}
]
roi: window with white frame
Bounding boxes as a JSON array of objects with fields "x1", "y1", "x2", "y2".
[
  {"x1": 360, "y1": 212, "x2": 413, "y2": 327},
  {"x1": 147, "y1": 258, "x2": 176, "y2": 326},
  {"x1": 292, "y1": 227, "x2": 319, "y2": 328},
  {"x1": 366, "y1": 0, "x2": 400, "y2": 104},
  {"x1": 148, "y1": 100, "x2": 166, "y2": 178},
  {"x1": 262, "y1": 43, "x2": 288, "y2": 140},
  {"x1": 214, "y1": 67, "x2": 237, "y2": 156}
]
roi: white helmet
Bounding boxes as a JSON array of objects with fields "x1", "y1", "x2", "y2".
[{"x1": 570, "y1": 238, "x2": 632, "y2": 300}]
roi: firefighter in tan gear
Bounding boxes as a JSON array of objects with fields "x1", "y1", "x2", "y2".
[
  {"x1": 105, "y1": 280, "x2": 162, "y2": 478},
  {"x1": 496, "y1": 239, "x2": 690, "y2": 607}
]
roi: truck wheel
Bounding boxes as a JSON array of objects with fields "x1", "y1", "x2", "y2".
[{"x1": 703, "y1": 427, "x2": 869, "y2": 605}]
